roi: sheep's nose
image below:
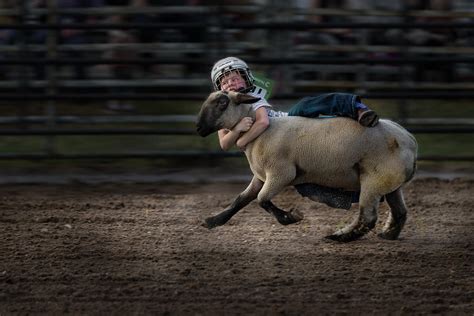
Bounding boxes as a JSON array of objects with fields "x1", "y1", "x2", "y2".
[{"x1": 196, "y1": 124, "x2": 206, "y2": 137}]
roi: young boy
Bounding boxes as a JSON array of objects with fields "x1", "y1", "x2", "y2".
[{"x1": 211, "y1": 56, "x2": 379, "y2": 151}]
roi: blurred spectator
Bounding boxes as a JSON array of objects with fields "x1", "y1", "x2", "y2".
[
  {"x1": 24, "y1": 0, "x2": 47, "y2": 80},
  {"x1": 0, "y1": 0, "x2": 17, "y2": 80},
  {"x1": 405, "y1": 0, "x2": 456, "y2": 46},
  {"x1": 404, "y1": 0, "x2": 457, "y2": 82},
  {"x1": 154, "y1": 0, "x2": 205, "y2": 43},
  {"x1": 0, "y1": 1, "x2": 16, "y2": 44},
  {"x1": 57, "y1": 0, "x2": 104, "y2": 79},
  {"x1": 153, "y1": 0, "x2": 208, "y2": 76},
  {"x1": 107, "y1": 0, "x2": 129, "y2": 5},
  {"x1": 293, "y1": 0, "x2": 356, "y2": 81},
  {"x1": 294, "y1": 0, "x2": 355, "y2": 46},
  {"x1": 129, "y1": 0, "x2": 157, "y2": 76},
  {"x1": 104, "y1": 13, "x2": 137, "y2": 112},
  {"x1": 58, "y1": 0, "x2": 105, "y2": 80},
  {"x1": 345, "y1": 0, "x2": 403, "y2": 45}
]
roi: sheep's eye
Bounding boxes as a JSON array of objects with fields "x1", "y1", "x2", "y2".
[{"x1": 216, "y1": 95, "x2": 229, "y2": 111}]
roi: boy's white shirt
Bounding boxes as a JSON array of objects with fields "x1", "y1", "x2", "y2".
[{"x1": 247, "y1": 91, "x2": 288, "y2": 118}]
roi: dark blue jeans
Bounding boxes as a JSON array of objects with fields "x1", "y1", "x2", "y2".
[{"x1": 287, "y1": 93, "x2": 360, "y2": 119}]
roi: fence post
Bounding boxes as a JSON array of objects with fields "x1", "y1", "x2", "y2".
[
  {"x1": 267, "y1": 0, "x2": 292, "y2": 95},
  {"x1": 398, "y1": 5, "x2": 411, "y2": 123},
  {"x1": 17, "y1": 0, "x2": 30, "y2": 129},
  {"x1": 45, "y1": 0, "x2": 58, "y2": 156},
  {"x1": 355, "y1": 28, "x2": 368, "y2": 97}
]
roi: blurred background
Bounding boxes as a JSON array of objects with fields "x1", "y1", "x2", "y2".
[{"x1": 0, "y1": 0, "x2": 473, "y2": 180}]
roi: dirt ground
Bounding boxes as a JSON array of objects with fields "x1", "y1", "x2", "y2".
[{"x1": 0, "y1": 178, "x2": 473, "y2": 315}]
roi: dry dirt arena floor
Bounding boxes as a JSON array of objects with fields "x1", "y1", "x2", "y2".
[{"x1": 1, "y1": 178, "x2": 473, "y2": 315}]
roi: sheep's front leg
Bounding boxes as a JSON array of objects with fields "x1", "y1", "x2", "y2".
[
  {"x1": 257, "y1": 170, "x2": 304, "y2": 226},
  {"x1": 203, "y1": 176, "x2": 263, "y2": 229}
]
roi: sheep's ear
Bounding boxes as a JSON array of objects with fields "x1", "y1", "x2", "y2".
[{"x1": 229, "y1": 91, "x2": 260, "y2": 105}]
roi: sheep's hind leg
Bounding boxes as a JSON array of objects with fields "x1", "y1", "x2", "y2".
[
  {"x1": 203, "y1": 176, "x2": 263, "y2": 229},
  {"x1": 326, "y1": 188, "x2": 380, "y2": 242},
  {"x1": 378, "y1": 188, "x2": 407, "y2": 240},
  {"x1": 257, "y1": 171, "x2": 304, "y2": 225}
]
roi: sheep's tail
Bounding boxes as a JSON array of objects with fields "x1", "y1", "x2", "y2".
[
  {"x1": 407, "y1": 160, "x2": 417, "y2": 182},
  {"x1": 401, "y1": 127, "x2": 418, "y2": 184},
  {"x1": 405, "y1": 155, "x2": 417, "y2": 183}
]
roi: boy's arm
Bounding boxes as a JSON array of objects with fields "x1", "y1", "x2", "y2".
[
  {"x1": 236, "y1": 107, "x2": 270, "y2": 150},
  {"x1": 218, "y1": 117, "x2": 254, "y2": 151},
  {"x1": 218, "y1": 129, "x2": 240, "y2": 151}
]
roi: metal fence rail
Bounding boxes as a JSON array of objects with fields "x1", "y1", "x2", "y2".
[
  {"x1": 0, "y1": 4, "x2": 473, "y2": 162},
  {"x1": 1, "y1": 92, "x2": 474, "y2": 101},
  {"x1": 1, "y1": 56, "x2": 474, "y2": 65},
  {"x1": 0, "y1": 152, "x2": 472, "y2": 162},
  {"x1": 1, "y1": 21, "x2": 473, "y2": 30},
  {"x1": 0, "y1": 127, "x2": 473, "y2": 136}
]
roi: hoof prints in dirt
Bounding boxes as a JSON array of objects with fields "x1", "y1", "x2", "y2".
[{"x1": 0, "y1": 179, "x2": 473, "y2": 315}]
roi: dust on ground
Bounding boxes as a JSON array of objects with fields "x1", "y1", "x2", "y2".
[{"x1": 0, "y1": 178, "x2": 473, "y2": 314}]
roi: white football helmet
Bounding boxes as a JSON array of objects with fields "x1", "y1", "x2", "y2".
[{"x1": 211, "y1": 56, "x2": 255, "y2": 91}]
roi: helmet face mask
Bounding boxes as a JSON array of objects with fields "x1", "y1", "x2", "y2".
[
  {"x1": 211, "y1": 57, "x2": 255, "y2": 91},
  {"x1": 216, "y1": 69, "x2": 250, "y2": 92}
]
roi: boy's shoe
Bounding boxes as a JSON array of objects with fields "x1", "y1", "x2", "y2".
[{"x1": 358, "y1": 110, "x2": 379, "y2": 127}]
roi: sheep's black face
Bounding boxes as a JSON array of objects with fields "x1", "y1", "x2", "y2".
[{"x1": 196, "y1": 93, "x2": 230, "y2": 137}]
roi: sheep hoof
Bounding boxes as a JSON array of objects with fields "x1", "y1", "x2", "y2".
[
  {"x1": 377, "y1": 231, "x2": 399, "y2": 240},
  {"x1": 290, "y1": 209, "x2": 304, "y2": 222},
  {"x1": 277, "y1": 209, "x2": 304, "y2": 225},
  {"x1": 324, "y1": 234, "x2": 346, "y2": 242},
  {"x1": 324, "y1": 231, "x2": 363, "y2": 243},
  {"x1": 202, "y1": 217, "x2": 220, "y2": 229}
]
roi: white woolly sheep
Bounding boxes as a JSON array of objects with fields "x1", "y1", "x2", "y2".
[{"x1": 196, "y1": 91, "x2": 418, "y2": 242}]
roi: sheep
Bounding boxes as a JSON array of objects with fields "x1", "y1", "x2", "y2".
[{"x1": 196, "y1": 91, "x2": 418, "y2": 242}]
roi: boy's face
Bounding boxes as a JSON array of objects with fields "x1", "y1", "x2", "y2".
[{"x1": 220, "y1": 71, "x2": 247, "y2": 92}]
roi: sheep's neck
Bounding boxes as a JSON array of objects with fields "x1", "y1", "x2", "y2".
[{"x1": 245, "y1": 105, "x2": 256, "y2": 120}]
